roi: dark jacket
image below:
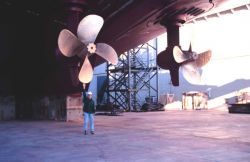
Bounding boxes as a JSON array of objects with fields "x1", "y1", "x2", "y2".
[{"x1": 82, "y1": 91, "x2": 95, "y2": 113}]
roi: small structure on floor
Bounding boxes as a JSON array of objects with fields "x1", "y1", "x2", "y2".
[
  {"x1": 159, "y1": 93, "x2": 175, "y2": 106},
  {"x1": 96, "y1": 102, "x2": 124, "y2": 115},
  {"x1": 227, "y1": 91, "x2": 250, "y2": 114},
  {"x1": 66, "y1": 93, "x2": 83, "y2": 121},
  {"x1": 182, "y1": 91, "x2": 208, "y2": 110},
  {"x1": 228, "y1": 103, "x2": 250, "y2": 114},
  {"x1": 141, "y1": 97, "x2": 164, "y2": 112}
]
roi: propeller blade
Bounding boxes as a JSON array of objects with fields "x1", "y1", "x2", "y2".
[
  {"x1": 58, "y1": 29, "x2": 86, "y2": 57},
  {"x1": 173, "y1": 46, "x2": 190, "y2": 63},
  {"x1": 181, "y1": 62, "x2": 201, "y2": 84},
  {"x1": 188, "y1": 42, "x2": 192, "y2": 52},
  {"x1": 78, "y1": 57, "x2": 93, "y2": 83},
  {"x1": 95, "y1": 43, "x2": 118, "y2": 65},
  {"x1": 77, "y1": 15, "x2": 104, "y2": 45},
  {"x1": 195, "y1": 50, "x2": 212, "y2": 68}
]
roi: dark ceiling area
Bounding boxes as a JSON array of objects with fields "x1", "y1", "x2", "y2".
[
  {"x1": 0, "y1": 0, "x2": 231, "y2": 95},
  {"x1": 1, "y1": 1, "x2": 59, "y2": 95}
]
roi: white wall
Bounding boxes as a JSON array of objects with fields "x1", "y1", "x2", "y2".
[{"x1": 88, "y1": 63, "x2": 107, "y2": 104}]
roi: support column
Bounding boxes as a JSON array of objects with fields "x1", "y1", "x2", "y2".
[{"x1": 157, "y1": 17, "x2": 185, "y2": 86}]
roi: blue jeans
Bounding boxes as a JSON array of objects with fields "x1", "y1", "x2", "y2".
[{"x1": 84, "y1": 112, "x2": 94, "y2": 131}]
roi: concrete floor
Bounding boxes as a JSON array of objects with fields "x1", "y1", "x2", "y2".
[{"x1": 1, "y1": 110, "x2": 250, "y2": 162}]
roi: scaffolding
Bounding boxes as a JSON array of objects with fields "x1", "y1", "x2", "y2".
[{"x1": 106, "y1": 38, "x2": 159, "y2": 111}]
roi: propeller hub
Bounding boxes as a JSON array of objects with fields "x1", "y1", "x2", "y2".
[
  {"x1": 87, "y1": 43, "x2": 96, "y2": 54},
  {"x1": 192, "y1": 52, "x2": 198, "y2": 60}
]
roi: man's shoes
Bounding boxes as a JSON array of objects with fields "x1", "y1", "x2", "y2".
[{"x1": 84, "y1": 130, "x2": 94, "y2": 135}]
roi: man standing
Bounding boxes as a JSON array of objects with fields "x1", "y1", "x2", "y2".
[{"x1": 82, "y1": 84, "x2": 95, "y2": 135}]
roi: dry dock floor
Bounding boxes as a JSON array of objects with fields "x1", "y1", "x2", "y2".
[{"x1": 1, "y1": 110, "x2": 250, "y2": 162}]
